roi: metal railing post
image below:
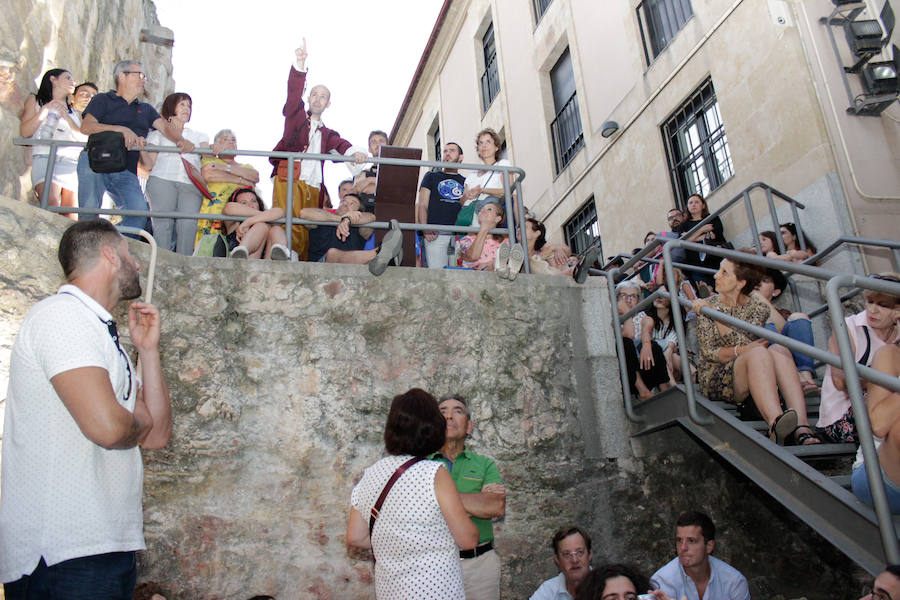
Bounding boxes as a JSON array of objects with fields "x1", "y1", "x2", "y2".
[
  {"x1": 513, "y1": 178, "x2": 531, "y2": 273},
  {"x1": 285, "y1": 158, "x2": 296, "y2": 252},
  {"x1": 605, "y1": 268, "x2": 644, "y2": 422},
  {"x1": 662, "y1": 240, "x2": 714, "y2": 425},
  {"x1": 825, "y1": 275, "x2": 900, "y2": 565},
  {"x1": 39, "y1": 142, "x2": 59, "y2": 209}
]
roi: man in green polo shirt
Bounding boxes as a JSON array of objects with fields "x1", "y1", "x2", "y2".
[{"x1": 431, "y1": 395, "x2": 506, "y2": 600}]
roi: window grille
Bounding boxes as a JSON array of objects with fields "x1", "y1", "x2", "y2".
[
  {"x1": 480, "y1": 23, "x2": 501, "y2": 111},
  {"x1": 637, "y1": 0, "x2": 693, "y2": 63},
  {"x1": 549, "y1": 49, "x2": 584, "y2": 173},
  {"x1": 564, "y1": 197, "x2": 601, "y2": 257},
  {"x1": 662, "y1": 78, "x2": 734, "y2": 205}
]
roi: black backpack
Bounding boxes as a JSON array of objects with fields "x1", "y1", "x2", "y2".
[{"x1": 85, "y1": 131, "x2": 128, "y2": 173}]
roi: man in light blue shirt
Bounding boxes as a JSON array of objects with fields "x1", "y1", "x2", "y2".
[
  {"x1": 529, "y1": 526, "x2": 593, "y2": 600},
  {"x1": 651, "y1": 511, "x2": 750, "y2": 600}
]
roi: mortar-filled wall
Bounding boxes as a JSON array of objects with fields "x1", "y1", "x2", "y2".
[{"x1": 0, "y1": 198, "x2": 858, "y2": 599}]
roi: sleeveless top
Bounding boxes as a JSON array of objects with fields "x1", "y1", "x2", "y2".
[
  {"x1": 30, "y1": 105, "x2": 83, "y2": 160},
  {"x1": 351, "y1": 455, "x2": 464, "y2": 599}
]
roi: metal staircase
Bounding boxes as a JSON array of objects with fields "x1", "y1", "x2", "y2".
[{"x1": 630, "y1": 385, "x2": 898, "y2": 574}]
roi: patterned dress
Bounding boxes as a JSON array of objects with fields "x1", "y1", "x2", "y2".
[
  {"x1": 351, "y1": 455, "x2": 464, "y2": 600},
  {"x1": 696, "y1": 295, "x2": 770, "y2": 403}
]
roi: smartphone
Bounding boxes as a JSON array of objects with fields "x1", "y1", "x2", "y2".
[{"x1": 637, "y1": 595, "x2": 655, "y2": 600}]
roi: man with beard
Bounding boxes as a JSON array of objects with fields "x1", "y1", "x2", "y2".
[{"x1": 0, "y1": 219, "x2": 172, "y2": 599}]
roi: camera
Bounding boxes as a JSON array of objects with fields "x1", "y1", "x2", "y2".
[{"x1": 637, "y1": 595, "x2": 656, "y2": 600}]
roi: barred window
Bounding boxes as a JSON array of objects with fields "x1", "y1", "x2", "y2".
[
  {"x1": 432, "y1": 124, "x2": 441, "y2": 163},
  {"x1": 662, "y1": 78, "x2": 734, "y2": 205},
  {"x1": 637, "y1": 0, "x2": 693, "y2": 63},
  {"x1": 564, "y1": 197, "x2": 601, "y2": 256},
  {"x1": 549, "y1": 49, "x2": 584, "y2": 173},
  {"x1": 481, "y1": 23, "x2": 500, "y2": 112}
]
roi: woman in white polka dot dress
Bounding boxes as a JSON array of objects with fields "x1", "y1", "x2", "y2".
[{"x1": 347, "y1": 388, "x2": 479, "y2": 599}]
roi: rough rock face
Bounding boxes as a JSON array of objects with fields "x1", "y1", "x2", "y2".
[
  {"x1": 0, "y1": 198, "x2": 858, "y2": 599},
  {"x1": 0, "y1": 0, "x2": 174, "y2": 203}
]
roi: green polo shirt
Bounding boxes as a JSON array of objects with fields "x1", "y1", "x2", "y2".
[{"x1": 429, "y1": 448, "x2": 502, "y2": 545}]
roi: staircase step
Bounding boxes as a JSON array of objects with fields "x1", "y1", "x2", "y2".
[
  {"x1": 786, "y1": 443, "x2": 858, "y2": 458},
  {"x1": 831, "y1": 474, "x2": 851, "y2": 489}
]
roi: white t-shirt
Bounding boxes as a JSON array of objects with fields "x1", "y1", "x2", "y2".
[
  {"x1": 147, "y1": 126, "x2": 209, "y2": 184},
  {"x1": 0, "y1": 285, "x2": 144, "y2": 582}
]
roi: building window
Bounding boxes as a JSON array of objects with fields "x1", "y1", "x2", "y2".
[
  {"x1": 481, "y1": 23, "x2": 500, "y2": 112},
  {"x1": 432, "y1": 124, "x2": 441, "y2": 162},
  {"x1": 549, "y1": 48, "x2": 584, "y2": 174},
  {"x1": 637, "y1": 0, "x2": 693, "y2": 63},
  {"x1": 533, "y1": 0, "x2": 553, "y2": 22},
  {"x1": 564, "y1": 197, "x2": 601, "y2": 256},
  {"x1": 662, "y1": 78, "x2": 734, "y2": 205}
]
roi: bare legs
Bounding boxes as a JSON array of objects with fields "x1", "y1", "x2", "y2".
[
  {"x1": 732, "y1": 344, "x2": 815, "y2": 440},
  {"x1": 34, "y1": 182, "x2": 77, "y2": 220},
  {"x1": 234, "y1": 224, "x2": 288, "y2": 259}
]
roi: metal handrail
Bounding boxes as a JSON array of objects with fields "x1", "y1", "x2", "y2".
[
  {"x1": 14, "y1": 137, "x2": 531, "y2": 272},
  {"x1": 649, "y1": 239, "x2": 900, "y2": 564},
  {"x1": 807, "y1": 236, "x2": 900, "y2": 271}
]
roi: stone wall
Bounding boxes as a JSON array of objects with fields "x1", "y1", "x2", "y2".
[
  {"x1": 0, "y1": 197, "x2": 860, "y2": 599},
  {"x1": 0, "y1": 0, "x2": 174, "y2": 203}
]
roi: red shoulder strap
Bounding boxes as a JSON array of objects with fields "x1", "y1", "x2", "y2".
[{"x1": 368, "y1": 457, "x2": 424, "y2": 538}]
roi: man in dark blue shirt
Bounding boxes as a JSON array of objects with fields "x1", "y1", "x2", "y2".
[
  {"x1": 417, "y1": 142, "x2": 466, "y2": 269},
  {"x1": 77, "y1": 60, "x2": 194, "y2": 232}
]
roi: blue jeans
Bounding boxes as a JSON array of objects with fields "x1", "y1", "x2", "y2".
[
  {"x1": 77, "y1": 152, "x2": 148, "y2": 232},
  {"x1": 765, "y1": 318, "x2": 815, "y2": 374},
  {"x1": 852, "y1": 462, "x2": 900, "y2": 513},
  {"x1": 4, "y1": 552, "x2": 137, "y2": 600}
]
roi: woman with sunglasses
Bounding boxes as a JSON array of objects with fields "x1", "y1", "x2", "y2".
[{"x1": 818, "y1": 273, "x2": 900, "y2": 443}]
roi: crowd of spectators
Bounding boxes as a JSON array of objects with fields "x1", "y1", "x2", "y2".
[{"x1": 21, "y1": 58, "x2": 589, "y2": 281}]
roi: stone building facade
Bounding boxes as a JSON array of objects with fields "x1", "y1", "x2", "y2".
[
  {"x1": 390, "y1": 0, "x2": 899, "y2": 272},
  {"x1": 0, "y1": 0, "x2": 175, "y2": 203}
]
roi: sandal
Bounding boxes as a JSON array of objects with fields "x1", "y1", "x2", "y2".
[
  {"x1": 791, "y1": 425, "x2": 822, "y2": 445},
  {"x1": 800, "y1": 380, "x2": 820, "y2": 395},
  {"x1": 769, "y1": 409, "x2": 798, "y2": 446},
  {"x1": 573, "y1": 246, "x2": 600, "y2": 284}
]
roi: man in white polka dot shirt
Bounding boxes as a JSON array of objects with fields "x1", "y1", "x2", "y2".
[{"x1": 0, "y1": 219, "x2": 173, "y2": 599}]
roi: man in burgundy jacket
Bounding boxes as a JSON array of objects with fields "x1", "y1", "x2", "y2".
[{"x1": 270, "y1": 38, "x2": 367, "y2": 259}]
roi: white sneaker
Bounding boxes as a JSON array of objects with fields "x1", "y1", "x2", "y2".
[
  {"x1": 270, "y1": 244, "x2": 290, "y2": 261},
  {"x1": 494, "y1": 240, "x2": 511, "y2": 279},
  {"x1": 230, "y1": 245, "x2": 249, "y2": 259},
  {"x1": 507, "y1": 243, "x2": 525, "y2": 281}
]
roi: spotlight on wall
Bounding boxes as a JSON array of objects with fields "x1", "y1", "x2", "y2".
[
  {"x1": 862, "y1": 60, "x2": 899, "y2": 95},
  {"x1": 601, "y1": 120, "x2": 619, "y2": 138}
]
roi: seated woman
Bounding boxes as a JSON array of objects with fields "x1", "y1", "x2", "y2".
[
  {"x1": 574, "y1": 563, "x2": 652, "y2": 600},
  {"x1": 851, "y1": 343, "x2": 900, "y2": 514},
  {"x1": 20, "y1": 68, "x2": 84, "y2": 218},
  {"x1": 617, "y1": 280, "x2": 673, "y2": 399},
  {"x1": 524, "y1": 217, "x2": 576, "y2": 276},
  {"x1": 759, "y1": 225, "x2": 816, "y2": 263},
  {"x1": 752, "y1": 268, "x2": 819, "y2": 393},
  {"x1": 646, "y1": 295, "x2": 686, "y2": 384},
  {"x1": 693, "y1": 257, "x2": 819, "y2": 445},
  {"x1": 457, "y1": 200, "x2": 506, "y2": 270},
  {"x1": 676, "y1": 193, "x2": 728, "y2": 290},
  {"x1": 817, "y1": 274, "x2": 900, "y2": 443},
  {"x1": 346, "y1": 388, "x2": 478, "y2": 599},
  {"x1": 221, "y1": 187, "x2": 290, "y2": 260},
  {"x1": 195, "y1": 129, "x2": 260, "y2": 250}
]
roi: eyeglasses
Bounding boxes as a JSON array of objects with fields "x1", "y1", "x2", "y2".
[
  {"x1": 860, "y1": 583, "x2": 892, "y2": 600},
  {"x1": 559, "y1": 549, "x2": 586, "y2": 560},
  {"x1": 619, "y1": 293, "x2": 640, "y2": 301},
  {"x1": 123, "y1": 71, "x2": 147, "y2": 80},
  {"x1": 105, "y1": 319, "x2": 133, "y2": 404}
]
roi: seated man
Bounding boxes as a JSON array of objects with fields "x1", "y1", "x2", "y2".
[
  {"x1": 860, "y1": 565, "x2": 900, "y2": 600},
  {"x1": 529, "y1": 526, "x2": 593, "y2": 600},
  {"x1": 299, "y1": 193, "x2": 402, "y2": 276},
  {"x1": 352, "y1": 130, "x2": 388, "y2": 212},
  {"x1": 651, "y1": 511, "x2": 749, "y2": 600}
]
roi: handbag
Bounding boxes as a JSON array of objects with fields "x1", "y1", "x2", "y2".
[
  {"x1": 85, "y1": 131, "x2": 128, "y2": 173},
  {"x1": 182, "y1": 157, "x2": 213, "y2": 200},
  {"x1": 368, "y1": 457, "x2": 424, "y2": 557}
]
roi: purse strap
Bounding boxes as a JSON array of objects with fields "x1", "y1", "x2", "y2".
[{"x1": 369, "y1": 457, "x2": 424, "y2": 538}]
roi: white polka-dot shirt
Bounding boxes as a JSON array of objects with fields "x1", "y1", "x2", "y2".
[{"x1": 351, "y1": 454, "x2": 465, "y2": 599}]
